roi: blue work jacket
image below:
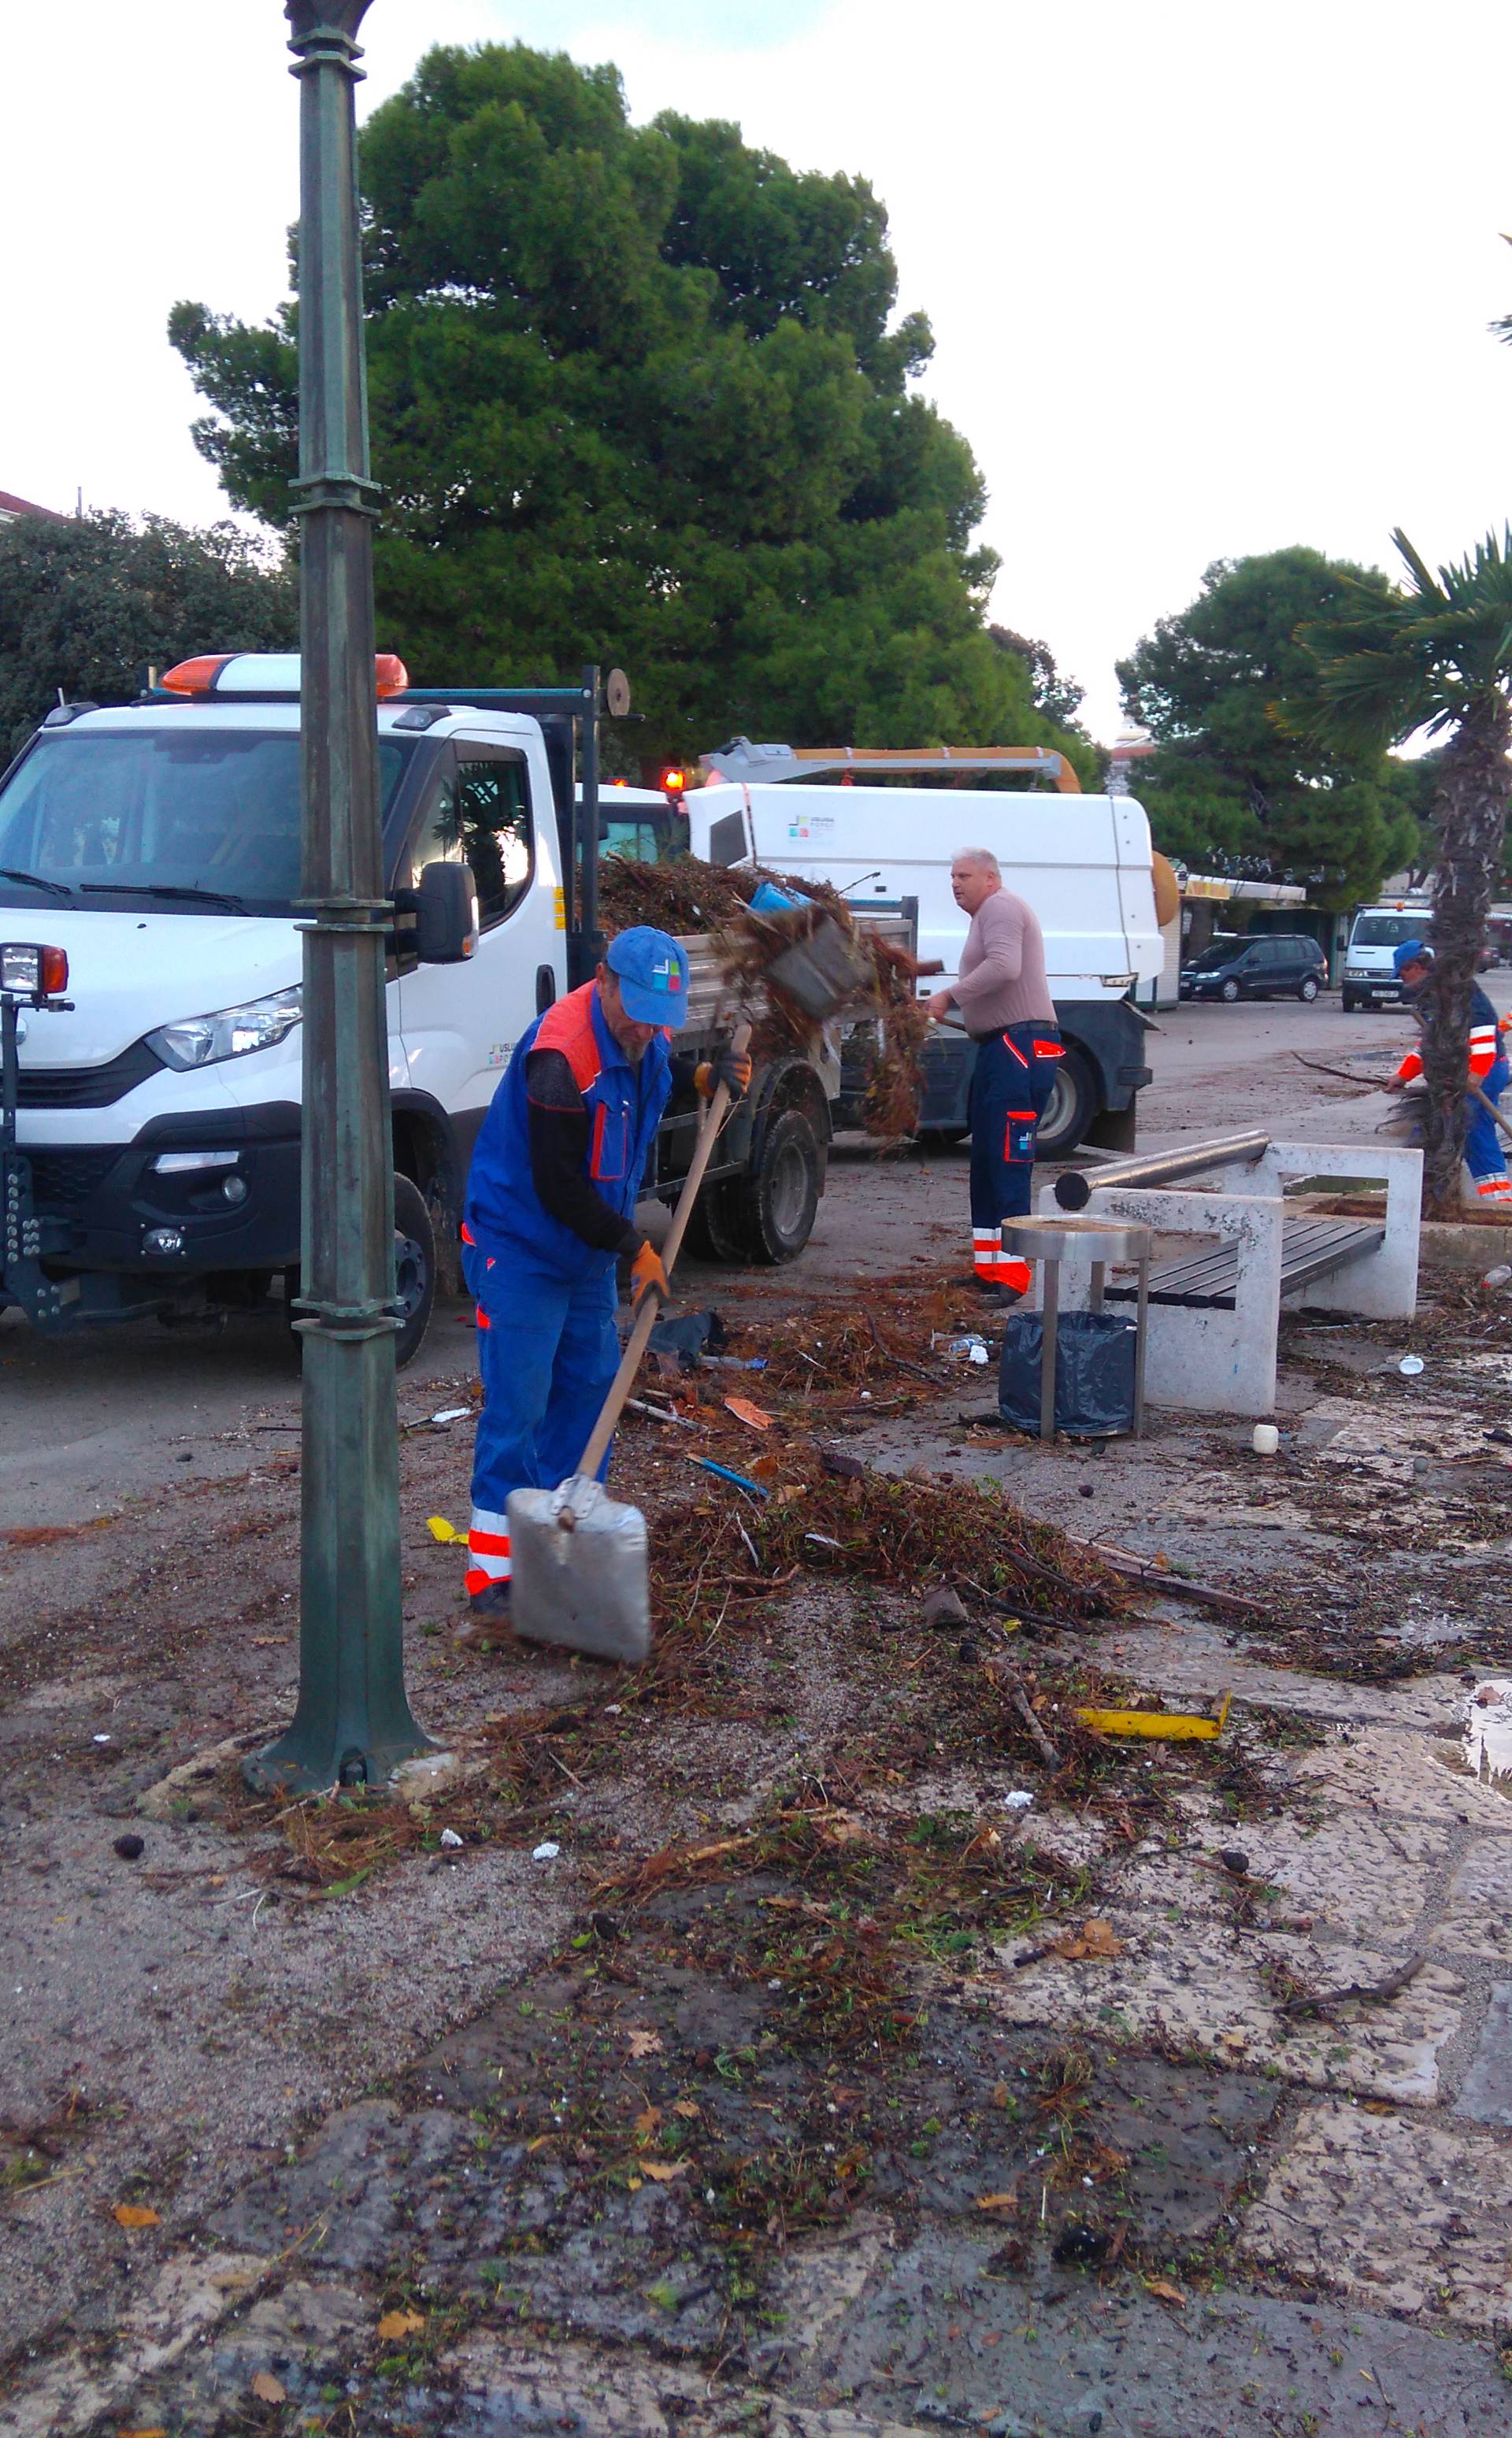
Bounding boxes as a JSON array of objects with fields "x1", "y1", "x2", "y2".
[{"x1": 462, "y1": 981, "x2": 673, "y2": 1280}]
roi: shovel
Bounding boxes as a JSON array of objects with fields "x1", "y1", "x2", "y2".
[{"x1": 507, "y1": 1021, "x2": 754, "y2": 1662}]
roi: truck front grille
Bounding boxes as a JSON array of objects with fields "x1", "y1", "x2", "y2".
[
  {"x1": 24, "y1": 1150, "x2": 118, "y2": 1214},
  {"x1": 17, "y1": 1040, "x2": 163, "y2": 1108}
]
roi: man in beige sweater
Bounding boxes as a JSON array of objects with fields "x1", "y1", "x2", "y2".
[{"x1": 925, "y1": 847, "x2": 1062, "y2": 1296}]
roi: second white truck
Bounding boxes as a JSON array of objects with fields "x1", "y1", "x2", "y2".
[{"x1": 685, "y1": 739, "x2": 1162, "y2": 1154}]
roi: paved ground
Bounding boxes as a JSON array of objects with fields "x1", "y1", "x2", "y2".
[{"x1": 5, "y1": 995, "x2": 1512, "y2": 2436}]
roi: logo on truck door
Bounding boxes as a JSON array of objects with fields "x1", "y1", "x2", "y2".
[{"x1": 787, "y1": 813, "x2": 836, "y2": 840}]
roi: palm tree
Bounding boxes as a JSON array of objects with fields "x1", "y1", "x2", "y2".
[{"x1": 1298, "y1": 528, "x2": 1512, "y2": 1214}]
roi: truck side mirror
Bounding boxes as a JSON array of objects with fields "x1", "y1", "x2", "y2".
[{"x1": 415, "y1": 860, "x2": 478, "y2": 962}]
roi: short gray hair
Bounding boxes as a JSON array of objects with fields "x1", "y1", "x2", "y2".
[{"x1": 951, "y1": 847, "x2": 1000, "y2": 878}]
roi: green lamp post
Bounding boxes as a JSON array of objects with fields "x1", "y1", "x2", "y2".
[{"x1": 246, "y1": 0, "x2": 431, "y2": 1793}]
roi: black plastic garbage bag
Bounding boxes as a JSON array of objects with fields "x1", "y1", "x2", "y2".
[{"x1": 999, "y1": 1309, "x2": 1136, "y2": 1438}]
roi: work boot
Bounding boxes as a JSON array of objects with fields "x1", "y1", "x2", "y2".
[{"x1": 456, "y1": 1579, "x2": 511, "y2": 1651}]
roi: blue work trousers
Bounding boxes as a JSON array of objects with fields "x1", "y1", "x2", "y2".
[
  {"x1": 969, "y1": 1021, "x2": 1062, "y2": 1289},
  {"x1": 1466, "y1": 1054, "x2": 1511, "y2": 1195},
  {"x1": 461, "y1": 1239, "x2": 621, "y2": 1592}
]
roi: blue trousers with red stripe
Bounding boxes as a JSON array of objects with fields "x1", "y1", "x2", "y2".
[
  {"x1": 1466, "y1": 1054, "x2": 1510, "y2": 1194},
  {"x1": 969, "y1": 1022, "x2": 1062, "y2": 1288},
  {"x1": 461, "y1": 1236, "x2": 621, "y2": 1594}
]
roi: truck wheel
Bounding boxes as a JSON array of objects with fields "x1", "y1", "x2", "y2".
[
  {"x1": 735, "y1": 1108, "x2": 821, "y2": 1264},
  {"x1": 1342, "y1": 991, "x2": 1358, "y2": 1013},
  {"x1": 682, "y1": 1176, "x2": 749, "y2": 1264},
  {"x1": 283, "y1": 1173, "x2": 435, "y2": 1366},
  {"x1": 391, "y1": 1173, "x2": 436, "y2": 1368},
  {"x1": 1035, "y1": 1050, "x2": 1097, "y2": 1158}
]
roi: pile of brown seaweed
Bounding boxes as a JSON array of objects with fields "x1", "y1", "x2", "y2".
[{"x1": 598, "y1": 850, "x2": 931, "y2": 1137}]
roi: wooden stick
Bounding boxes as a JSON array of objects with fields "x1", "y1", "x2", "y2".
[
  {"x1": 1279, "y1": 1953, "x2": 1425, "y2": 2018},
  {"x1": 576, "y1": 1022, "x2": 751, "y2": 1482},
  {"x1": 1072, "y1": 1534, "x2": 1269, "y2": 1618}
]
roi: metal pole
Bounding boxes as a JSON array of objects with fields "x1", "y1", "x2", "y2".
[
  {"x1": 246, "y1": 0, "x2": 428, "y2": 1794},
  {"x1": 1039, "y1": 1259, "x2": 1059, "y2": 1443}
]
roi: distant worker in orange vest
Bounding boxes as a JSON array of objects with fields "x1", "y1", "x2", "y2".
[{"x1": 924, "y1": 848, "x2": 1062, "y2": 1297}]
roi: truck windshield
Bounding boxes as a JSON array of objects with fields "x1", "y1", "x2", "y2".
[
  {"x1": 1350, "y1": 913, "x2": 1425, "y2": 947},
  {"x1": 0, "y1": 729, "x2": 413, "y2": 917}
]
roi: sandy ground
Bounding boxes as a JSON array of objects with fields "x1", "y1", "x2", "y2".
[{"x1": 5, "y1": 997, "x2": 1512, "y2": 2437}]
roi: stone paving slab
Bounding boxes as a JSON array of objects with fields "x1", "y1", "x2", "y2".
[
  {"x1": 1245, "y1": 2095, "x2": 1512, "y2": 2325},
  {"x1": 1288, "y1": 1724, "x2": 1512, "y2": 1830},
  {"x1": 802, "y1": 2228, "x2": 1512, "y2": 2438},
  {"x1": 1434, "y1": 1838, "x2": 1512, "y2": 1964},
  {"x1": 1454, "y1": 1984, "x2": 1512, "y2": 2125},
  {"x1": 991, "y1": 1918, "x2": 1466, "y2": 2102},
  {"x1": 1223, "y1": 1809, "x2": 1450, "y2": 1940},
  {"x1": 1081, "y1": 1629, "x2": 1472, "y2": 1733}
]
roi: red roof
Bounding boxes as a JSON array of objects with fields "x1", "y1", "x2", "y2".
[{"x1": 0, "y1": 489, "x2": 67, "y2": 521}]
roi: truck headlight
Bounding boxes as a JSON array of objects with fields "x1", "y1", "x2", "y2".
[{"x1": 146, "y1": 985, "x2": 302, "y2": 1071}]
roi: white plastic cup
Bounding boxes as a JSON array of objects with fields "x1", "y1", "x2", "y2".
[{"x1": 1251, "y1": 1424, "x2": 1280, "y2": 1456}]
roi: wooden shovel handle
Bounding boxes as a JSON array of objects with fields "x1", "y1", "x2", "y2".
[{"x1": 576, "y1": 1021, "x2": 753, "y2": 1480}]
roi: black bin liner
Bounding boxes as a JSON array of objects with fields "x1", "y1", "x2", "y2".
[{"x1": 999, "y1": 1309, "x2": 1137, "y2": 1438}]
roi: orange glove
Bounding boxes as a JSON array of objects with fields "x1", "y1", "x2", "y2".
[
  {"x1": 694, "y1": 1046, "x2": 754, "y2": 1102},
  {"x1": 629, "y1": 1239, "x2": 669, "y2": 1310}
]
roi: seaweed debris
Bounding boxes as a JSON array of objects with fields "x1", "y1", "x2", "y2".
[{"x1": 597, "y1": 849, "x2": 931, "y2": 1138}]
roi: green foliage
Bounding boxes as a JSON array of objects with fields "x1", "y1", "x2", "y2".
[
  {"x1": 170, "y1": 41, "x2": 1086, "y2": 774},
  {"x1": 0, "y1": 510, "x2": 296, "y2": 756},
  {"x1": 1117, "y1": 547, "x2": 1420, "y2": 906}
]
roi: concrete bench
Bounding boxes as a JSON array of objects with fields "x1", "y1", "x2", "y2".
[{"x1": 1032, "y1": 1139, "x2": 1421, "y2": 1417}]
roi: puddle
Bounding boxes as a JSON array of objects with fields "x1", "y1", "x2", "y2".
[{"x1": 1458, "y1": 1679, "x2": 1512, "y2": 1794}]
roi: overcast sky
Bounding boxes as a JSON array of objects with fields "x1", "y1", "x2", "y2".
[{"x1": 6, "y1": 0, "x2": 1510, "y2": 740}]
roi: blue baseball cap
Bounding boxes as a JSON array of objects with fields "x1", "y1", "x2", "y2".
[
  {"x1": 605, "y1": 926, "x2": 691, "y2": 1027},
  {"x1": 1392, "y1": 939, "x2": 1431, "y2": 976}
]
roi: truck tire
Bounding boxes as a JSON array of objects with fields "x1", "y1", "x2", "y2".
[
  {"x1": 1342, "y1": 991, "x2": 1359, "y2": 1013},
  {"x1": 1034, "y1": 1048, "x2": 1097, "y2": 1159},
  {"x1": 681, "y1": 1176, "x2": 749, "y2": 1264},
  {"x1": 732, "y1": 1107, "x2": 822, "y2": 1264},
  {"x1": 391, "y1": 1173, "x2": 436, "y2": 1368},
  {"x1": 281, "y1": 1170, "x2": 436, "y2": 1368}
]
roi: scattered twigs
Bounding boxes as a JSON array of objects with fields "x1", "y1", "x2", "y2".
[
  {"x1": 986, "y1": 1664, "x2": 1063, "y2": 1770},
  {"x1": 1074, "y1": 1536, "x2": 1268, "y2": 1619},
  {"x1": 1278, "y1": 1953, "x2": 1425, "y2": 2019}
]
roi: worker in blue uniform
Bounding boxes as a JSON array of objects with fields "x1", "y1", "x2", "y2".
[
  {"x1": 460, "y1": 926, "x2": 751, "y2": 1628},
  {"x1": 1391, "y1": 939, "x2": 1511, "y2": 1204}
]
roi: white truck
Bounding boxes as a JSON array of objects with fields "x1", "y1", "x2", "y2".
[
  {"x1": 1340, "y1": 900, "x2": 1433, "y2": 1011},
  {"x1": 687, "y1": 739, "x2": 1162, "y2": 1154},
  {"x1": 0, "y1": 660, "x2": 845, "y2": 1360}
]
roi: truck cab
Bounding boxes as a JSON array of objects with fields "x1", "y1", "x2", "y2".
[{"x1": 1342, "y1": 904, "x2": 1432, "y2": 1010}]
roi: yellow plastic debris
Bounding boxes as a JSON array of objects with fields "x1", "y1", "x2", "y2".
[
  {"x1": 426, "y1": 1515, "x2": 467, "y2": 1546},
  {"x1": 1075, "y1": 1691, "x2": 1231, "y2": 1742}
]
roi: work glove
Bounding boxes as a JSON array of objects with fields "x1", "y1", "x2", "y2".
[
  {"x1": 629, "y1": 1239, "x2": 669, "y2": 1311},
  {"x1": 695, "y1": 1044, "x2": 753, "y2": 1104}
]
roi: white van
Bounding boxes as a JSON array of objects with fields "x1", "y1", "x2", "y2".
[
  {"x1": 685, "y1": 757, "x2": 1162, "y2": 1154},
  {"x1": 1342, "y1": 903, "x2": 1432, "y2": 1011}
]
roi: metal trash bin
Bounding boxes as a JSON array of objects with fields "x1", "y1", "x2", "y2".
[{"x1": 999, "y1": 1217, "x2": 1152, "y2": 1440}]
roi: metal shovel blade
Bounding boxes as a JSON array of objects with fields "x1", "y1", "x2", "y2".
[
  {"x1": 765, "y1": 915, "x2": 872, "y2": 1019},
  {"x1": 506, "y1": 1477, "x2": 651, "y2": 1663}
]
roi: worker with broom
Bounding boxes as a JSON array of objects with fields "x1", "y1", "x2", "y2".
[
  {"x1": 1390, "y1": 939, "x2": 1511, "y2": 1204},
  {"x1": 923, "y1": 847, "x2": 1062, "y2": 1297},
  {"x1": 458, "y1": 927, "x2": 752, "y2": 1628}
]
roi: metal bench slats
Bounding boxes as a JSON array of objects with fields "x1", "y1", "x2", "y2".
[{"x1": 1104, "y1": 1217, "x2": 1385, "y2": 1312}]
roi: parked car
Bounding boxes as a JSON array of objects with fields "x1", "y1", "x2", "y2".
[{"x1": 1180, "y1": 933, "x2": 1329, "y2": 1003}]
